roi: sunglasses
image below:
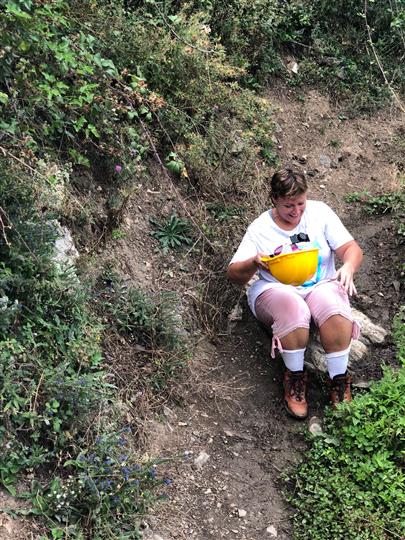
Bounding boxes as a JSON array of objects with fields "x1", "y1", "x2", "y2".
[{"x1": 271, "y1": 233, "x2": 311, "y2": 257}]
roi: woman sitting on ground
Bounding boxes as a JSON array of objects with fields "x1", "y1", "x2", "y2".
[{"x1": 227, "y1": 167, "x2": 363, "y2": 419}]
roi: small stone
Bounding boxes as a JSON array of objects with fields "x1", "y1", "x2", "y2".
[
  {"x1": 352, "y1": 380, "x2": 373, "y2": 389},
  {"x1": 319, "y1": 154, "x2": 331, "y2": 168},
  {"x1": 238, "y1": 509, "x2": 247, "y2": 518},
  {"x1": 308, "y1": 416, "x2": 323, "y2": 436},
  {"x1": 163, "y1": 406, "x2": 176, "y2": 421},
  {"x1": 392, "y1": 280, "x2": 401, "y2": 292},
  {"x1": 287, "y1": 61, "x2": 299, "y2": 74},
  {"x1": 266, "y1": 525, "x2": 278, "y2": 536},
  {"x1": 194, "y1": 451, "x2": 210, "y2": 469}
]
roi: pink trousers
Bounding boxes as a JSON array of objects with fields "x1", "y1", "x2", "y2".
[{"x1": 254, "y1": 280, "x2": 360, "y2": 358}]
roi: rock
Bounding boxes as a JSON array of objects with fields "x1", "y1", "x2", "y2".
[
  {"x1": 392, "y1": 280, "x2": 401, "y2": 293},
  {"x1": 319, "y1": 154, "x2": 331, "y2": 168},
  {"x1": 227, "y1": 302, "x2": 243, "y2": 334},
  {"x1": 352, "y1": 308, "x2": 388, "y2": 344},
  {"x1": 308, "y1": 416, "x2": 323, "y2": 435},
  {"x1": 163, "y1": 406, "x2": 177, "y2": 422},
  {"x1": 306, "y1": 309, "x2": 387, "y2": 374},
  {"x1": 238, "y1": 509, "x2": 247, "y2": 518},
  {"x1": 52, "y1": 221, "x2": 79, "y2": 268},
  {"x1": 223, "y1": 429, "x2": 253, "y2": 441},
  {"x1": 349, "y1": 340, "x2": 368, "y2": 362},
  {"x1": 230, "y1": 136, "x2": 245, "y2": 155},
  {"x1": 194, "y1": 451, "x2": 210, "y2": 469},
  {"x1": 266, "y1": 525, "x2": 278, "y2": 536},
  {"x1": 287, "y1": 61, "x2": 299, "y2": 74},
  {"x1": 352, "y1": 380, "x2": 373, "y2": 389}
]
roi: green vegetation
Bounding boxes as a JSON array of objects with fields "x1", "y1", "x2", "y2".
[
  {"x1": 150, "y1": 214, "x2": 193, "y2": 254},
  {"x1": 0, "y1": 164, "x2": 179, "y2": 538},
  {"x1": 345, "y1": 185, "x2": 405, "y2": 238},
  {"x1": 289, "y1": 364, "x2": 405, "y2": 539},
  {"x1": 178, "y1": 0, "x2": 404, "y2": 112}
]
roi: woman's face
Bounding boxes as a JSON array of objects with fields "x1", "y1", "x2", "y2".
[{"x1": 273, "y1": 192, "x2": 307, "y2": 228}]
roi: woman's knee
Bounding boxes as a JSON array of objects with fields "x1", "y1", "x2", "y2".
[{"x1": 319, "y1": 314, "x2": 353, "y2": 352}]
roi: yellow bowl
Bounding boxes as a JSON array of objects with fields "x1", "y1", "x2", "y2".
[{"x1": 261, "y1": 248, "x2": 319, "y2": 286}]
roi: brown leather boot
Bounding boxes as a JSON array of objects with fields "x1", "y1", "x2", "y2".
[
  {"x1": 284, "y1": 369, "x2": 308, "y2": 419},
  {"x1": 329, "y1": 372, "x2": 352, "y2": 408}
]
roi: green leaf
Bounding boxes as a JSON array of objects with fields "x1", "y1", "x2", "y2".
[
  {"x1": 86, "y1": 124, "x2": 100, "y2": 138},
  {"x1": 0, "y1": 92, "x2": 9, "y2": 104},
  {"x1": 73, "y1": 116, "x2": 87, "y2": 132}
]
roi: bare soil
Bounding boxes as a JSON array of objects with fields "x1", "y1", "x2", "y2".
[{"x1": 2, "y1": 87, "x2": 403, "y2": 539}]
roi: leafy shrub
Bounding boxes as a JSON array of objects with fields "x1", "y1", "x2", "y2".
[
  {"x1": 0, "y1": 162, "x2": 174, "y2": 537},
  {"x1": 0, "y1": 202, "x2": 106, "y2": 487},
  {"x1": 150, "y1": 214, "x2": 193, "y2": 254},
  {"x1": 289, "y1": 357, "x2": 405, "y2": 539},
  {"x1": 31, "y1": 428, "x2": 171, "y2": 539},
  {"x1": 95, "y1": 271, "x2": 188, "y2": 391},
  {"x1": 175, "y1": 0, "x2": 404, "y2": 111}
]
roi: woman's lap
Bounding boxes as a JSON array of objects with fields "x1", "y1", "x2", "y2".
[{"x1": 254, "y1": 280, "x2": 354, "y2": 338}]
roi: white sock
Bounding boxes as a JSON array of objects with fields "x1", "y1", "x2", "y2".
[
  {"x1": 281, "y1": 348, "x2": 306, "y2": 372},
  {"x1": 326, "y1": 347, "x2": 350, "y2": 379}
]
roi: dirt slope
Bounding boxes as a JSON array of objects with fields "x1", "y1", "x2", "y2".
[{"x1": 1, "y1": 88, "x2": 403, "y2": 539}]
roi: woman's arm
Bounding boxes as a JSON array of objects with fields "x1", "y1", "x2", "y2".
[
  {"x1": 227, "y1": 253, "x2": 269, "y2": 286},
  {"x1": 334, "y1": 240, "x2": 363, "y2": 296}
]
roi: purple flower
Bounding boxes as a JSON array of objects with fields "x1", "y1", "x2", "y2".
[{"x1": 114, "y1": 164, "x2": 122, "y2": 174}]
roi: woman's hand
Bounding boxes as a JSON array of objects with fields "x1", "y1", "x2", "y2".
[
  {"x1": 334, "y1": 240, "x2": 363, "y2": 296},
  {"x1": 334, "y1": 262, "x2": 357, "y2": 296},
  {"x1": 253, "y1": 252, "x2": 271, "y2": 272},
  {"x1": 227, "y1": 252, "x2": 270, "y2": 285}
]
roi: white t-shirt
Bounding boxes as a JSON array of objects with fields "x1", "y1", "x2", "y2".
[{"x1": 229, "y1": 200, "x2": 353, "y2": 316}]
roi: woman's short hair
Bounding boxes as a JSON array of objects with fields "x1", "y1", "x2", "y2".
[{"x1": 271, "y1": 168, "x2": 307, "y2": 200}]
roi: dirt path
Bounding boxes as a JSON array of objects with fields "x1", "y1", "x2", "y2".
[{"x1": 143, "y1": 317, "x2": 325, "y2": 540}]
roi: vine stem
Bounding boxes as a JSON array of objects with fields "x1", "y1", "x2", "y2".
[
  {"x1": 364, "y1": 0, "x2": 405, "y2": 113},
  {"x1": 139, "y1": 119, "x2": 216, "y2": 252}
]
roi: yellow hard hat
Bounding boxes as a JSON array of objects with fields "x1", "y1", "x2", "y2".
[{"x1": 261, "y1": 248, "x2": 319, "y2": 286}]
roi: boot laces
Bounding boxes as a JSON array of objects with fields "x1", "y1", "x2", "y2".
[
  {"x1": 331, "y1": 377, "x2": 348, "y2": 402},
  {"x1": 288, "y1": 373, "x2": 305, "y2": 402}
]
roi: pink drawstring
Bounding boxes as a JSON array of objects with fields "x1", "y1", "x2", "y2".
[{"x1": 271, "y1": 336, "x2": 283, "y2": 358}]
